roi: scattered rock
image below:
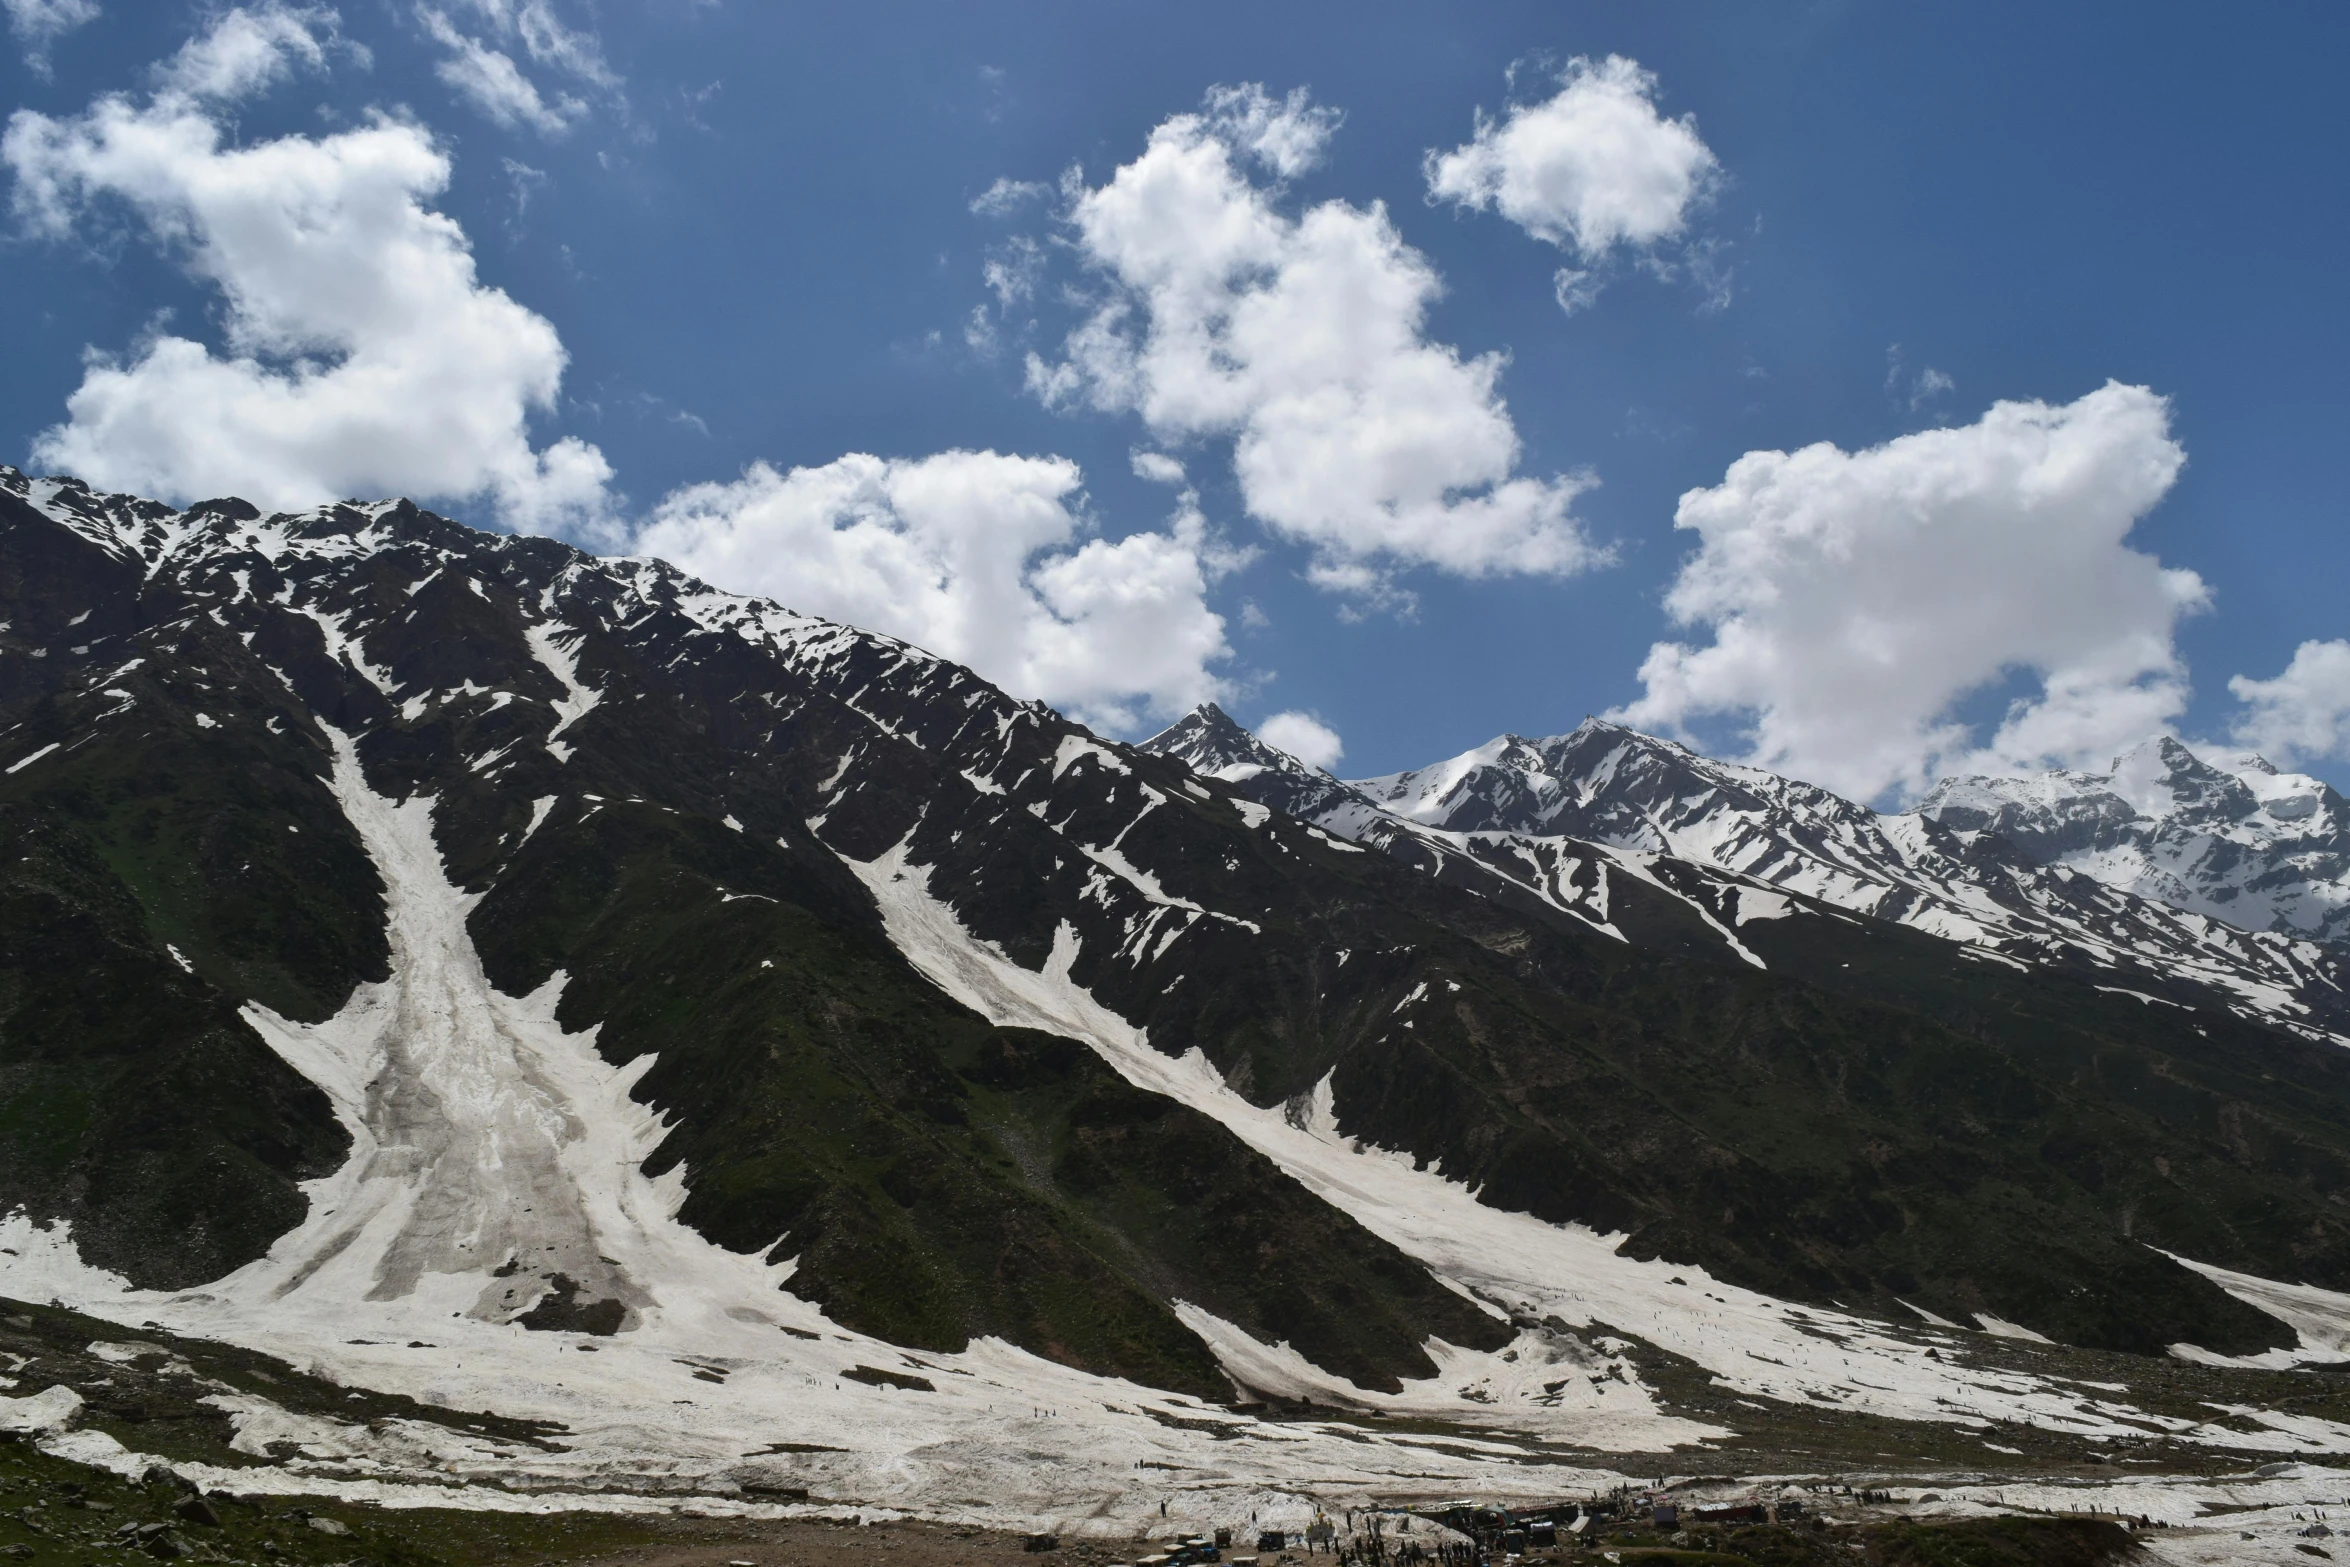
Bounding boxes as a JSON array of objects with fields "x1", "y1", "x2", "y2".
[
  {"x1": 840, "y1": 1365, "x2": 934, "y2": 1393},
  {"x1": 307, "y1": 1516, "x2": 350, "y2": 1536},
  {"x1": 515, "y1": 1276, "x2": 626, "y2": 1336}
]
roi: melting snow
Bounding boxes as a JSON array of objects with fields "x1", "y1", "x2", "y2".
[
  {"x1": 2096, "y1": 985, "x2": 2190, "y2": 1009},
  {"x1": 2164, "y1": 1253, "x2": 2350, "y2": 1368},
  {"x1": 834, "y1": 844, "x2": 2348, "y2": 1458},
  {"x1": 0, "y1": 734, "x2": 1665, "y2": 1529},
  {"x1": 1972, "y1": 1314, "x2": 2056, "y2": 1345},
  {"x1": 524, "y1": 622, "x2": 601, "y2": 762}
]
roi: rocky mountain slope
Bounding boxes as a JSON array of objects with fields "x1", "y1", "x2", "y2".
[
  {"x1": 1147, "y1": 709, "x2": 2350, "y2": 1046},
  {"x1": 0, "y1": 470, "x2": 1514, "y2": 1401},
  {"x1": 4, "y1": 469, "x2": 2350, "y2": 1472},
  {"x1": 1920, "y1": 738, "x2": 2350, "y2": 946}
]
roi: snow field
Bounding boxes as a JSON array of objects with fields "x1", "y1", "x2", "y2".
[
  {"x1": 5, "y1": 481, "x2": 2347, "y2": 1542},
  {"x1": 0, "y1": 734, "x2": 1645, "y2": 1530},
  {"x1": 843, "y1": 841, "x2": 2350, "y2": 1459}
]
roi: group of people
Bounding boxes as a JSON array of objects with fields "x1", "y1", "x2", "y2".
[
  {"x1": 1335, "y1": 1539, "x2": 1471, "y2": 1567},
  {"x1": 1316, "y1": 1511, "x2": 1486, "y2": 1567}
]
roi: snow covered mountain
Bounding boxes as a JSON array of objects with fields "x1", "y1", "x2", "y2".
[
  {"x1": 1147, "y1": 709, "x2": 2350, "y2": 1047},
  {"x1": 7, "y1": 472, "x2": 2350, "y2": 1521},
  {"x1": 1920, "y1": 737, "x2": 2350, "y2": 947}
]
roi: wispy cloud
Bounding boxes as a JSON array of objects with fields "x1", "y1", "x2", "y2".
[
  {"x1": 970, "y1": 176, "x2": 1050, "y2": 217},
  {"x1": 1886, "y1": 345, "x2": 1955, "y2": 411},
  {"x1": 416, "y1": 0, "x2": 621, "y2": 135},
  {"x1": 4, "y1": 0, "x2": 98, "y2": 75},
  {"x1": 421, "y1": 8, "x2": 583, "y2": 135}
]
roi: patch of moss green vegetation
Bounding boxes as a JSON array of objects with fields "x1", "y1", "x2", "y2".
[
  {"x1": 6, "y1": 604, "x2": 391, "y2": 1024},
  {"x1": 1502, "y1": 1518, "x2": 2139, "y2": 1567},
  {"x1": 1863, "y1": 1515, "x2": 2139, "y2": 1567},
  {"x1": 0, "y1": 1431, "x2": 676, "y2": 1567},
  {"x1": 0, "y1": 1296, "x2": 568, "y2": 1468},
  {"x1": 1294, "y1": 857, "x2": 2336, "y2": 1356},
  {"x1": 0, "y1": 791, "x2": 349, "y2": 1289}
]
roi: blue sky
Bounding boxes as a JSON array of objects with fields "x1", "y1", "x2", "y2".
[{"x1": 3, "y1": 1, "x2": 2346, "y2": 801}]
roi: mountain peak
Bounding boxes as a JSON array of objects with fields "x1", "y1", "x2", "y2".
[
  {"x1": 1181, "y1": 699, "x2": 1247, "y2": 737},
  {"x1": 2108, "y1": 732, "x2": 2207, "y2": 779},
  {"x1": 1915, "y1": 736, "x2": 2350, "y2": 944},
  {"x1": 1139, "y1": 702, "x2": 1303, "y2": 781}
]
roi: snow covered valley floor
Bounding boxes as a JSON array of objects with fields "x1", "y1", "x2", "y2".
[{"x1": 1, "y1": 733, "x2": 2348, "y2": 1565}]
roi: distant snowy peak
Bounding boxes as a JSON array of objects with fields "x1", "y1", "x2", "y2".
[
  {"x1": 1148, "y1": 704, "x2": 2350, "y2": 1046},
  {"x1": 1141, "y1": 702, "x2": 1301, "y2": 783},
  {"x1": 1340, "y1": 714, "x2": 2058, "y2": 917},
  {"x1": 1351, "y1": 715, "x2": 2349, "y2": 959},
  {"x1": 1920, "y1": 737, "x2": 2350, "y2": 946},
  {"x1": 1139, "y1": 703, "x2": 1369, "y2": 827},
  {"x1": 1349, "y1": 717, "x2": 1879, "y2": 852}
]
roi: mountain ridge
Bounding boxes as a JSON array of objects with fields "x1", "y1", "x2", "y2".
[
  {"x1": 7, "y1": 469, "x2": 2350, "y2": 1426},
  {"x1": 1920, "y1": 736, "x2": 2350, "y2": 946},
  {"x1": 1146, "y1": 705, "x2": 2350, "y2": 1046}
]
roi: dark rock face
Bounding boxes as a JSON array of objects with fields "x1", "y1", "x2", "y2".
[
  {"x1": 1140, "y1": 702, "x2": 1365, "y2": 824},
  {"x1": 5, "y1": 469, "x2": 2347, "y2": 1377},
  {"x1": 0, "y1": 471, "x2": 1507, "y2": 1392},
  {"x1": 514, "y1": 1275, "x2": 627, "y2": 1336},
  {"x1": 1146, "y1": 706, "x2": 2350, "y2": 1354},
  {"x1": 0, "y1": 484, "x2": 362, "y2": 1289}
]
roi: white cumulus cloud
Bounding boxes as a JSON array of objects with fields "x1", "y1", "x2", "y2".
[
  {"x1": 1257, "y1": 710, "x2": 1343, "y2": 772},
  {"x1": 2230, "y1": 641, "x2": 2350, "y2": 767},
  {"x1": 1427, "y1": 56, "x2": 1720, "y2": 313},
  {"x1": 1612, "y1": 382, "x2": 2202, "y2": 803},
  {"x1": 1028, "y1": 83, "x2": 1601, "y2": 597},
  {"x1": 635, "y1": 451, "x2": 1231, "y2": 733},
  {"x1": 1130, "y1": 450, "x2": 1185, "y2": 485},
  {"x1": 1198, "y1": 82, "x2": 1341, "y2": 178},
  {"x1": 3, "y1": 5, "x2": 615, "y2": 537}
]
